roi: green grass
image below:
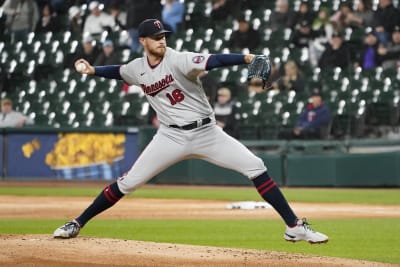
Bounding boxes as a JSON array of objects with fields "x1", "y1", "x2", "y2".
[
  {"x1": 1, "y1": 186, "x2": 399, "y2": 263},
  {"x1": 1, "y1": 218, "x2": 399, "y2": 264},
  {"x1": 1, "y1": 186, "x2": 400, "y2": 205}
]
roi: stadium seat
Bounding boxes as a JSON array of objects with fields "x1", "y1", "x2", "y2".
[
  {"x1": 366, "y1": 89, "x2": 400, "y2": 126},
  {"x1": 1, "y1": 1, "x2": 399, "y2": 133},
  {"x1": 263, "y1": 28, "x2": 292, "y2": 49},
  {"x1": 258, "y1": 112, "x2": 280, "y2": 140},
  {"x1": 279, "y1": 110, "x2": 298, "y2": 131},
  {"x1": 32, "y1": 113, "x2": 51, "y2": 126},
  {"x1": 330, "y1": 99, "x2": 367, "y2": 138}
]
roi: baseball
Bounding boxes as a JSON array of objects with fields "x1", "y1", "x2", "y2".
[{"x1": 76, "y1": 62, "x2": 86, "y2": 72}]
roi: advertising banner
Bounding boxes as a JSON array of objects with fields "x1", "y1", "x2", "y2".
[{"x1": 6, "y1": 132, "x2": 138, "y2": 180}]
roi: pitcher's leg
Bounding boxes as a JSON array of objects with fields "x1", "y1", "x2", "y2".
[
  {"x1": 80, "y1": 129, "x2": 186, "y2": 225},
  {"x1": 54, "y1": 129, "x2": 187, "y2": 238},
  {"x1": 117, "y1": 129, "x2": 187, "y2": 194},
  {"x1": 251, "y1": 172, "x2": 297, "y2": 226},
  {"x1": 196, "y1": 126, "x2": 266, "y2": 178},
  {"x1": 196, "y1": 126, "x2": 328, "y2": 243},
  {"x1": 197, "y1": 126, "x2": 297, "y2": 226}
]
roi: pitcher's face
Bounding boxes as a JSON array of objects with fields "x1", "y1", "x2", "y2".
[{"x1": 141, "y1": 34, "x2": 167, "y2": 58}]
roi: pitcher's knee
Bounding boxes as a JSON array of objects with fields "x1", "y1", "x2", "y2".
[
  {"x1": 243, "y1": 157, "x2": 267, "y2": 179},
  {"x1": 117, "y1": 175, "x2": 143, "y2": 195}
]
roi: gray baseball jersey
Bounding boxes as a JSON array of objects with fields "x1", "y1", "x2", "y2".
[
  {"x1": 117, "y1": 47, "x2": 267, "y2": 194},
  {"x1": 120, "y1": 48, "x2": 214, "y2": 126}
]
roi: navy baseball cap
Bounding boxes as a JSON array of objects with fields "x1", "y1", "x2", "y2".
[{"x1": 138, "y1": 19, "x2": 171, "y2": 38}]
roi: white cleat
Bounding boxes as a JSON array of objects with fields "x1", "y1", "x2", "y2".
[
  {"x1": 284, "y1": 218, "x2": 328, "y2": 244},
  {"x1": 53, "y1": 220, "x2": 81, "y2": 239}
]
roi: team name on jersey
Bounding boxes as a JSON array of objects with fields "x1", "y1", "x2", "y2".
[{"x1": 140, "y1": 74, "x2": 174, "y2": 96}]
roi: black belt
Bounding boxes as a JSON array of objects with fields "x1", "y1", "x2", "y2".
[{"x1": 169, "y1": 117, "x2": 211, "y2": 130}]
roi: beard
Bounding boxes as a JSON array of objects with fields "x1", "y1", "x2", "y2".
[{"x1": 147, "y1": 45, "x2": 166, "y2": 58}]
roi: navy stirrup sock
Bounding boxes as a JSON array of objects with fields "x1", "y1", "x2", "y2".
[
  {"x1": 252, "y1": 172, "x2": 298, "y2": 227},
  {"x1": 75, "y1": 182, "x2": 124, "y2": 227}
]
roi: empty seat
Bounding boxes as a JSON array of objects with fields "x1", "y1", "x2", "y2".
[
  {"x1": 330, "y1": 99, "x2": 367, "y2": 138},
  {"x1": 366, "y1": 89, "x2": 400, "y2": 126}
]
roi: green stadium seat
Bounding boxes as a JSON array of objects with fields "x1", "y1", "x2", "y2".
[
  {"x1": 32, "y1": 113, "x2": 50, "y2": 126},
  {"x1": 330, "y1": 99, "x2": 367, "y2": 138},
  {"x1": 263, "y1": 28, "x2": 292, "y2": 49},
  {"x1": 258, "y1": 112, "x2": 280, "y2": 140},
  {"x1": 366, "y1": 89, "x2": 400, "y2": 126},
  {"x1": 237, "y1": 124, "x2": 259, "y2": 140}
]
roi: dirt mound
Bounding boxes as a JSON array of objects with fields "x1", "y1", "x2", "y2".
[
  {"x1": 0, "y1": 234, "x2": 395, "y2": 267},
  {"x1": 1, "y1": 182, "x2": 398, "y2": 266}
]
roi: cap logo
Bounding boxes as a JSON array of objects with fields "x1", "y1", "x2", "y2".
[
  {"x1": 138, "y1": 19, "x2": 171, "y2": 37},
  {"x1": 154, "y1": 20, "x2": 162, "y2": 29}
]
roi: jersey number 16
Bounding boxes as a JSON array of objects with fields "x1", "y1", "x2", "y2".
[{"x1": 166, "y1": 89, "x2": 185, "y2": 105}]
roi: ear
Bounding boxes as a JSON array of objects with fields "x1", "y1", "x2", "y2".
[{"x1": 139, "y1": 37, "x2": 146, "y2": 46}]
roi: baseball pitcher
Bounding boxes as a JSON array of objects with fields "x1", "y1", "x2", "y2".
[{"x1": 54, "y1": 19, "x2": 328, "y2": 244}]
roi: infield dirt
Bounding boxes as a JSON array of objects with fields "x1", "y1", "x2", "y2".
[{"x1": 0, "y1": 182, "x2": 399, "y2": 267}]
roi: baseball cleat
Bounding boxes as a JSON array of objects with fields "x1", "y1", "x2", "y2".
[
  {"x1": 284, "y1": 218, "x2": 328, "y2": 244},
  {"x1": 53, "y1": 220, "x2": 81, "y2": 239}
]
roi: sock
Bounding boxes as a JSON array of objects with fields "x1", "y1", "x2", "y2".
[
  {"x1": 252, "y1": 172, "x2": 298, "y2": 227},
  {"x1": 75, "y1": 182, "x2": 124, "y2": 227}
]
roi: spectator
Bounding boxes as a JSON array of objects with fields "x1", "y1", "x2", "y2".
[
  {"x1": 347, "y1": 0, "x2": 374, "y2": 28},
  {"x1": 279, "y1": 89, "x2": 331, "y2": 139},
  {"x1": 94, "y1": 40, "x2": 120, "y2": 66},
  {"x1": 109, "y1": 2, "x2": 127, "y2": 31},
  {"x1": 214, "y1": 87, "x2": 239, "y2": 138},
  {"x1": 210, "y1": 0, "x2": 235, "y2": 22},
  {"x1": 83, "y1": 1, "x2": 115, "y2": 37},
  {"x1": 68, "y1": 5, "x2": 83, "y2": 37},
  {"x1": 266, "y1": 59, "x2": 281, "y2": 88},
  {"x1": 272, "y1": 60, "x2": 305, "y2": 93},
  {"x1": 378, "y1": 25, "x2": 400, "y2": 69},
  {"x1": 330, "y1": 2, "x2": 356, "y2": 31},
  {"x1": 229, "y1": 16, "x2": 260, "y2": 51},
  {"x1": 270, "y1": 0, "x2": 296, "y2": 31},
  {"x1": 50, "y1": 0, "x2": 68, "y2": 15},
  {"x1": 0, "y1": 98, "x2": 33, "y2": 128},
  {"x1": 355, "y1": 28, "x2": 381, "y2": 70},
  {"x1": 162, "y1": 0, "x2": 185, "y2": 33},
  {"x1": 318, "y1": 31, "x2": 351, "y2": 69},
  {"x1": 312, "y1": 7, "x2": 334, "y2": 35},
  {"x1": 373, "y1": 0, "x2": 400, "y2": 45},
  {"x1": 35, "y1": 4, "x2": 61, "y2": 33},
  {"x1": 67, "y1": 34, "x2": 100, "y2": 68},
  {"x1": 293, "y1": 89, "x2": 331, "y2": 139},
  {"x1": 309, "y1": 7, "x2": 335, "y2": 67},
  {"x1": 291, "y1": 1, "x2": 315, "y2": 29},
  {"x1": 291, "y1": 19, "x2": 314, "y2": 48},
  {"x1": 2, "y1": 0, "x2": 39, "y2": 41}
]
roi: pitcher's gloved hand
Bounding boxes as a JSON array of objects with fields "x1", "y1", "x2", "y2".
[{"x1": 247, "y1": 55, "x2": 271, "y2": 90}]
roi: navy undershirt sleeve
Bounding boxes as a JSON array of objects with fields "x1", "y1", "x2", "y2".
[
  {"x1": 94, "y1": 65, "x2": 123, "y2": 80},
  {"x1": 205, "y1": 54, "x2": 247, "y2": 70}
]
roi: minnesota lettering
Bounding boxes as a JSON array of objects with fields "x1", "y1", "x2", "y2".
[{"x1": 141, "y1": 74, "x2": 174, "y2": 96}]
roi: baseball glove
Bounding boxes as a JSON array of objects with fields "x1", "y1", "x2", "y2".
[{"x1": 247, "y1": 55, "x2": 271, "y2": 89}]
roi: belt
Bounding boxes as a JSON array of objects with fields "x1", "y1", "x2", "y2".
[{"x1": 169, "y1": 117, "x2": 211, "y2": 130}]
